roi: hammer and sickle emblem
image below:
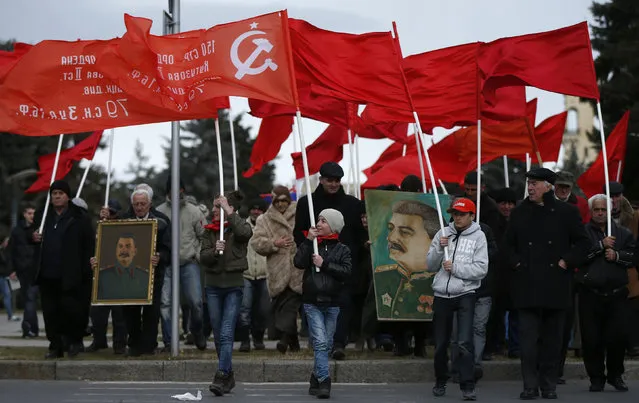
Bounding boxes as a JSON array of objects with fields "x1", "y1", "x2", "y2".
[{"x1": 230, "y1": 30, "x2": 279, "y2": 80}]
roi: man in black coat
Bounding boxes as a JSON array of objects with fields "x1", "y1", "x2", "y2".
[
  {"x1": 577, "y1": 194, "x2": 634, "y2": 392},
  {"x1": 294, "y1": 161, "x2": 364, "y2": 359},
  {"x1": 504, "y1": 168, "x2": 590, "y2": 400},
  {"x1": 463, "y1": 172, "x2": 502, "y2": 238},
  {"x1": 8, "y1": 204, "x2": 39, "y2": 337},
  {"x1": 33, "y1": 181, "x2": 95, "y2": 359}
]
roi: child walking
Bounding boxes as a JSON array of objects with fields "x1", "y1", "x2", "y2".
[{"x1": 294, "y1": 209, "x2": 351, "y2": 399}]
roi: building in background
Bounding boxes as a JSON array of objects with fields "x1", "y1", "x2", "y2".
[{"x1": 562, "y1": 95, "x2": 596, "y2": 166}]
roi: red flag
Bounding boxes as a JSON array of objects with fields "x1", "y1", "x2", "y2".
[
  {"x1": 0, "y1": 12, "x2": 295, "y2": 136},
  {"x1": 480, "y1": 22, "x2": 599, "y2": 101},
  {"x1": 26, "y1": 130, "x2": 104, "y2": 193},
  {"x1": 0, "y1": 43, "x2": 32, "y2": 81},
  {"x1": 511, "y1": 111, "x2": 567, "y2": 163},
  {"x1": 362, "y1": 155, "x2": 428, "y2": 191},
  {"x1": 578, "y1": 111, "x2": 630, "y2": 198},
  {"x1": 243, "y1": 115, "x2": 294, "y2": 177},
  {"x1": 288, "y1": 19, "x2": 409, "y2": 110},
  {"x1": 363, "y1": 136, "x2": 418, "y2": 178},
  {"x1": 291, "y1": 125, "x2": 348, "y2": 179}
]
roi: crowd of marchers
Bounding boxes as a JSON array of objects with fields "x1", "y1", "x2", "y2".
[{"x1": 1, "y1": 161, "x2": 638, "y2": 401}]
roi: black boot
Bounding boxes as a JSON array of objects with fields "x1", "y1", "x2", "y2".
[
  {"x1": 277, "y1": 334, "x2": 289, "y2": 354},
  {"x1": 209, "y1": 370, "x2": 227, "y2": 396},
  {"x1": 289, "y1": 334, "x2": 301, "y2": 352},
  {"x1": 86, "y1": 341, "x2": 108, "y2": 353},
  {"x1": 223, "y1": 371, "x2": 236, "y2": 393},
  {"x1": 239, "y1": 339, "x2": 251, "y2": 353},
  {"x1": 607, "y1": 377, "x2": 629, "y2": 392},
  {"x1": 67, "y1": 343, "x2": 84, "y2": 358},
  {"x1": 309, "y1": 373, "x2": 320, "y2": 396},
  {"x1": 253, "y1": 332, "x2": 266, "y2": 350},
  {"x1": 317, "y1": 377, "x2": 331, "y2": 399},
  {"x1": 332, "y1": 344, "x2": 346, "y2": 360}
]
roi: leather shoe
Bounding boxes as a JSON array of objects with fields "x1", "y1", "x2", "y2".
[
  {"x1": 541, "y1": 390, "x2": 557, "y2": 399},
  {"x1": 589, "y1": 381, "x2": 605, "y2": 392},
  {"x1": 519, "y1": 388, "x2": 539, "y2": 400},
  {"x1": 45, "y1": 350, "x2": 63, "y2": 359},
  {"x1": 67, "y1": 343, "x2": 84, "y2": 358},
  {"x1": 86, "y1": 342, "x2": 108, "y2": 353},
  {"x1": 556, "y1": 378, "x2": 566, "y2": 385},
  {"x1": 113, "y1": 345, "x2": 126, "y2": 355},
  {"x1": 607, "y1": 377, "x2": 629, "y2": 392}
]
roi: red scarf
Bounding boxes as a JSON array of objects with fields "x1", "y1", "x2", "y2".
[
  {"x1": 302, "y1": 231, "x2": 340, "y2": 244},
  {"x1": 204, "y1": 220, "x2": 229, "y2": 231}
]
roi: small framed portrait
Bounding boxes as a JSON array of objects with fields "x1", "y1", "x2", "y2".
[{"x1": 91, "y1": 219, "x2": 158, "y2": 306}]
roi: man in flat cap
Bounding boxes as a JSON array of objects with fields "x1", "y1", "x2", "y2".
[
  {"x1": 554, "y1": 171, "x2": 590, "y2": 223},
  {"x1": 32, "y1": 180, "x2": 95, "y2": 359},
  {"x1": 294, "y1": 161, "x2": 364, "y2": 360},
  {"x1": 503, "y1": 168, "x2": 590, "y2": 400}
]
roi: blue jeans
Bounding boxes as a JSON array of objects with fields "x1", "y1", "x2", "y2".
[
  {"x1": 0, "y1": 277, "x2": 14, "y2": 319},
  {"x1": 160, "y1": 262, "x2": 204, "y2": 344},
  {"x1": 17, "y1": 273, "x2": 39, "y2": 336},
  {"x1": 304, "y1": 304, "x2": 340, "y2": 382},
  {"x1": 206, "y1": 286, "x2": 243, "y2": 374},
  {"x1": 239, "y1": 278, "x2": 270, "y2": 338}
]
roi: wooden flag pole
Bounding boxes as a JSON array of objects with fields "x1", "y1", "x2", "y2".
[
  {"x1": 38, "y1": 134, "x2": 65, "y2": 234},
  {"x1": 616, "y1": 160, "x2": 623, "y2": 182}
]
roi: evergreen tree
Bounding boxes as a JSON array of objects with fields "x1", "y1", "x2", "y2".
[
  {"x1": 154, "y1": 110, "x2": 275, "y2": 206},
  {"x1": 588, "y1": 0, "x2": 639, "y2": 198}
]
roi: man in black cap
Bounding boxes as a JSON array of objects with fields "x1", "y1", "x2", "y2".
[
  {"x1": 294, "y1": 161, "x2": 364, "y2": 360},
  {"x1": 32, "y1": 180, "x2": 95, "y2": 358},
  {"x1": 503, "y1": 168, "x2": 590, "y2": 399},
  {"x1": 87, "y1": 199, "x2": 128, "y2": 355},
  {"x1": 605, "y1": 182, "x2": 635, "y2": 232}
]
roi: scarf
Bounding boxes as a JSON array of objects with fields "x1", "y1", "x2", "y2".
[
  {"x1": 302, "y1": 231, "x2": 340, "y2": 244},
  {"x1": 204, "y1": 220, "x2": 229, "y2": 231}
]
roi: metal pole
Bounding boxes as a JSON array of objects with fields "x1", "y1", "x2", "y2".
[
  {"x1": 76, "y1": 159, "x2": 93, "y2": 199},
  {"x1": 476, "y1": 120, "x2": 482, "y2": 223},
  {"x1": 168, "y1": 0, "x2": 181, "y2": 358},
  {"x1": 596, "y1": 102, "x2": 612, "y2": 237},
  {"x1": 355, "y1": 135, "x2": 361, "y2": 199},
  {"x1": 38, "y1": 135, "x2": 64, "y2": 234},
  {"x1": 503, "y1": 155, "x2": 509, "y2": 188},
  {"x1": 103, "y1": 129, "x2": 115, "y2": 207},
  {"x1": 228, "y1": 109, "x2": 239, "y2": 191}
]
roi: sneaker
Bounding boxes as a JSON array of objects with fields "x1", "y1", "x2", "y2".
[
  {"x1": 432, "y1": 382, "x2": 446, "y2": 397},
  {"x1": 317, "y1": 377, "x2": 331, "y2": 399},
  {"x1": 309, "y1": 373, "x2": 320, "y2": 396},
  {"x1": 462, "y1": 389, "x2": 477, "y2": 401},
  {"x1": 222, "y1": 371, "x2": 236, "y2": 393},
  {"x1": 209, "y1": 370, "x2": 226, "y2": 396},
  {"x1": 9, "y1": 315, "x2": 21, "y2": 322}
]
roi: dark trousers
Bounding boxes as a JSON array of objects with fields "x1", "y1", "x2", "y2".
[
  {"x1": 433, "y1": 294, "x2": 476, "y2": 391},
  {"x1": 90, "y1": 305, "x2": 127, "y2": 348},
  {"x1": 17, "y1": 274, "x2": 39, "y2": 337},
  {"x1": 485, "y1": 295, "x2": 507, "y2": 354},
  {"x1": 558, "y1": 289, "x2": 577, "y2": 378},
  {"x1": 333, "y1": 292, "x2": 354, "y2": 348},
  {"x1": 627, "y1": 298, "x2": 639, "y2": 350},
  {"x1": 518, "y1": 308, "x2": 565, "y2": 392},
  {"x1": 578, "y1": 288, "x2": 627, "y2": 382},
  {"x1": 123, "y1": 280, "x2": 162, "y2": 353},
  {"x1": 239, "y1": 278, "x2": 270, "y2": 340},
  {"x1": 40, "y1": 278, "x2": 90, "y2": 351},
  {"x1": 270, "y1": 287, "x2": 301, "y2": 340}
]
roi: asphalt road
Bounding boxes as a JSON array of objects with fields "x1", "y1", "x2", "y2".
[{"x1": 0, "y1": 380, "x2": 637, "y2": 402}]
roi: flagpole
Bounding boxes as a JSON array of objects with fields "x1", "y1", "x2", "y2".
[
  {"x1": 476, "y1": 119, "x2": 482, "y2": 222},
  {"x1": 38, "y1": 134, "x2": 64, "y2": 234},
  {"x1": 346, "y1": 129, "x2": 357, "y2": 197},
  {"x1": 355, "y1": 135, "x2": 361, "y2": 199},
  {"x1": 214, "y1": 117, "x2": 226, "y2": 251},
  {"x1": 402, "y1": 144, "x2": 407, "y2": 157},
  {"x1": 524, "y1": 152, "x2": 531, "y2": 199},
  {"x1": 76, "y1": 159, "x2": 93, "y2": 199},
  {"x1": 292, "y1": 123, "x2": 298, "y2": 152},
  {"x1": 413, "y1": 127, "x2": 427, "y2": 193},
  {"x1": 616, "y1": 160, "x2": 623, "y2": 182},
  {"x1": 103, "y1": 129, "x2": 115, "y2": 208},
  {"x1": 596, "y1": 102, "x2": 612, "y2": 236},
  {"x1": 438, "y1": 179, "x2": 448, "y2": 195},
  {"x1": 503, "y1": 155, "x2": 509, "y2": 188},
  {"x1": 295, "y1": 110, "x2": 320, "y2": 272},
  {"x1": 228, "y1": 109, "x2": 239, "y2": 191}
]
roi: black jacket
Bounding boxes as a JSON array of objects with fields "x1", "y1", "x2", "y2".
[
  {"x1": 504, "y1": 191, "x2": 590, "y2": 310},
  {"x1": 577, "y1": 221, "x2": 635, "y2": 293},
  {"x1": 119, "y1": 210, "x2": 172, "y2": 279},
  {"x1": 0, "y1": 246, "x2": 10, "y2": 277},
  {"x1": 476, "y1": 222, "x2": 499, "y2": 298},
  {"x1": 294, "y1": 238, "x2": 352, "y2": 306},
  {"x1": 8, "y1": 219, "x2": 38, "y2": 283},
  {"x1": 294, "y1": 185, "x2": 363, "y2": 281},
  {"x1": 35, "y1": 203, "x2": 95, "y2": 291},
  {"x1": 474, "y1": 193, "x2": 503, "y2": 240}
]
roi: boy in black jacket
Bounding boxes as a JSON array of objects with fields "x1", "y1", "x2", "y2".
[{"x1": 295, "y1": 208, "x2": 352, "y2": 399}]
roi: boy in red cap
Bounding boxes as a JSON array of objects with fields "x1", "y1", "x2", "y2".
[{"x1": 427, "y1": 198, "x2": 489, "y2": 401}]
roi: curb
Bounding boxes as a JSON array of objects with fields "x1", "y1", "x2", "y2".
[{"x1": 3, "y1": 359, "x2": 639, "y2": 382}]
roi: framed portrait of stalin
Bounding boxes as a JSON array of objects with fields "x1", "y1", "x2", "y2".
[
  {"x1": 92, "y1": 220, "x2": 157, "y2": 305},
  {"x1": 365, "y1": 189, "x2": 451, "y2": 321}
]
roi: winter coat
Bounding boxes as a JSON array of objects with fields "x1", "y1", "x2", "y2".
[
  {"x1": 0, "y1": 245, "x2": 10, "y2": 277},
  {"x1": 565, "y1": 193, "x2": 590, "y2": 223},
  {"x1": 249, "y1": 202, "x2": 303, "y2": 297},
  {"x1": 156, "y1": 198, "x2": 206, "y2": 265},
  {"x1": 577, "y1": 221, "x2": 635, "y2": 293},
  {"x1": 476, "y1": 193, "x2": 503, "y2": 239},
  {"x1": 294, "y1": 238, "x2": 352, "y2": 306},
  {"x1": 244, "y1": 218, "x2": 267, "y2": 281},
  {"x1": 8, "y1": 219, "x2": 37, "y2": 283},
  {"x1": 35, "y1": 203, "x2": 95, "y2": 291},
  {"x1": 475, "y1": 222, "x2": 499, "y2": 298},
  {"x1": 427, "y1": 221, "x2": 489, "y2": 299},
  {"x1": 294, "y1": 185, "x2": 363, "y2": 284},
  {"x1": 200, "y1": 212, "x2": 253, "y2": 288},
  {"x1": 613, "y1": 196, "x2": 637, "y2": 236},
  {"x1": 504, "y1": 191, "x2": 590, "y2": 310}
]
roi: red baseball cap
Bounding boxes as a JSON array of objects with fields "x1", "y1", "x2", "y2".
[{"x1": 447, "y1": 197, "x2": 476, "y2": 214}]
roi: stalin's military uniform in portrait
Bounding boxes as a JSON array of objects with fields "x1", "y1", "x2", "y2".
[
  {"x1": 97, "y1": 262, "x2": 150, "y2": 301},
  {"x1": 374, "y1": 264, "x2": 434, "y2": 320}
]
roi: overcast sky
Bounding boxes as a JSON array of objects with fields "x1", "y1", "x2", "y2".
[{"x1": 1, "y1": 0, "x2": 596, "y2": 189}]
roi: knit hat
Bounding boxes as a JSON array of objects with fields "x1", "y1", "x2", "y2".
[
  {"x1": 72, "y1": 197, "x2": 88, "y2": 211},
  {"x1": 272, "y1": 185, "x2": 292, "y2": 202},
  {"x1": 50, "y1": 180, "x2": 71, "y2": 198},
  {"x1": 319, "y1": 208, "x2": 345, "y2": 234}
]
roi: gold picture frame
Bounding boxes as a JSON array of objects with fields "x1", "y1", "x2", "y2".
[{"x1": 91, "y1": 219, "x2": 158, "y2": 306}]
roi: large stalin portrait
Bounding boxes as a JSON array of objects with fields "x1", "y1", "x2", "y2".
[
  {"x1": 374, "y1": 200, "x2": 438, "y2": 320},
  {"x1": 97, "y1": 233, "x2": 149, "y2": 301}
]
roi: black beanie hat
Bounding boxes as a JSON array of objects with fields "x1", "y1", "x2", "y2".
[{"x1": 50, "y1": 180, "x2": 71, "y2": 198}]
